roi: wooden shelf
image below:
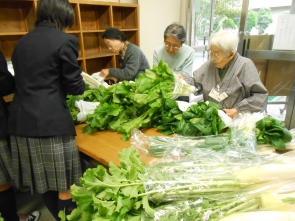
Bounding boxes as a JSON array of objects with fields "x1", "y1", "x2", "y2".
[
  {"x1": 0, "y1": 1, "x2": 36, "y2": 33},
  {"x1": 79, "y1": 4, "x2": 111, "y2": 31},
  {"x1": 112, "y1": 6, "x2": 138, "y2": 29},
  {"x1": 0, "y1": 0, "x2": 139, "y2": 74}
]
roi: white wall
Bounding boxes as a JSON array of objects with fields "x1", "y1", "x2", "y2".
[{"x1": 138, "y1": 0, "x2": 182, "y2": 66}]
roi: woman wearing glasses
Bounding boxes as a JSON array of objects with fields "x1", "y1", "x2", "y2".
[
  {"x1": 180, "y1": 30, "x2": 268, "y2": 118},
  {"x1": 153, "y1": 23, "x2": 195, "y2": 77}
]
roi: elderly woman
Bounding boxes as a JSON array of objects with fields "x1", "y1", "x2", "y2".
[
  {"x1": 153, "y1": 23, "x2": 195, "y2": 76},
  {"x1": 181, "y1": 30, "x2": 268, "y2": 118},
  {"x1": 99, "y1": 28, "x2": 150, "y2": 83}
]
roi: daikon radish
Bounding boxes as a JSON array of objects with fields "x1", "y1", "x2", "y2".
[
  {"x1": 233, "y1": 164, "x2": 295, "y2": 183},
  {"x1": 261, "y1": 192, "x2": 295, "y2": 211},
  {"x1": 219, "y1": 211, "x2": 295, "y2": 221}
]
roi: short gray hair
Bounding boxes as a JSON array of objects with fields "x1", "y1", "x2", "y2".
[
  {"x1": 164, "y1": 23, "x2": 186, "y2": 44},
  {"x1": 209, "y1": 30, "x2": 239, "y2": 55}
]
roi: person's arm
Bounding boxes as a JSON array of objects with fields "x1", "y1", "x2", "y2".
[
  {"x1": 109, "y1": 46, "x2": 147, "y2": 81},
  {"x1": 182, "y1": 61, "x2": 208, "y2": 87},
  {"x1": 179, "y1": 49, "x2": 195, "y2": 76},
  {"x1": 0, "y1": 51, "x2": 14, "y2": 96},
  {"x1": 234, "y1": 61, "x2": 268, "y2": 113},
  {"x1": 60, "y1": 36, "x2": 85, "y2": 95}
]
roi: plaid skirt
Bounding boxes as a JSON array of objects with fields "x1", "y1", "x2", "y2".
[
  {"x1": 0, "y1": 138, "x2": 13, "y2": 185},
  {"x1": 10, "y1": 135, "x2": 82, "y2": 194}
]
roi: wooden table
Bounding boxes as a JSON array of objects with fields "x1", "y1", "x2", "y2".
[
  {"x1": 75, "y1": 124, "x2": 169, "y2": 166},
  {"x1": 75, "y1": 124, "x2": 295, "y2": 167}
]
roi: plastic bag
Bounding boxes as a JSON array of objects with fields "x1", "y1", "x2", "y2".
[
  {"x1": 218, "y1": 109, "x2": 233, "y2": 128},
  {"x1": 75, "y1": 100, "x2": 100, "y2": 122},
  {"x1": 140, "y1": 150, "x2": 295, "y2": 221},
  {"x1": 171, "y1": 75, "x2": 197, "y2": 99},
  {"x1": 229, "y1": 112, "x2": 265, "y2": 152},
  {"x1": 130, "y1": 129, "x2": 150, "y2": 155}
]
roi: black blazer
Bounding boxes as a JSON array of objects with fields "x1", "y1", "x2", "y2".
[
  {"x1": 0, "y1": 51, "x2": 14, "y2": 138},
  {"x1": 8, "y1": 22, "x2": 85, "y2": 137}
]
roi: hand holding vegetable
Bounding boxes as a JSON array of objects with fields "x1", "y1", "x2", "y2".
[
  {"x1": 223, "y1": 108, "x2": 238, "y2": 118},
  {"x1": 99, "y1": 68, "x2": 109, "y2": 78},
  {"x1": 174, "y1": 73, "x2": 183, "y2": 80}
]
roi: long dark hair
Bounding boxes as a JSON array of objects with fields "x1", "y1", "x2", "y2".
[
  {"x1": 35, "y1": 0, "x2": 75, "y2": 30},
  {"x1": 102, "y1": 28, "x2": 128, "y2": 41}
]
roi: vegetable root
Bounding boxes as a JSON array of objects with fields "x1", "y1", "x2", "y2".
[{"x1": 219, "y1": 211, "x2": 295, "y2": 221}]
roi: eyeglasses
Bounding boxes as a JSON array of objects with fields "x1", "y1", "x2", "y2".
[
  {"x1": 164, "y1": 44, "x2": 181, "y2": 50},
  {"x1": 207, "y1": 50, "x2": 220, "y2": 58}
]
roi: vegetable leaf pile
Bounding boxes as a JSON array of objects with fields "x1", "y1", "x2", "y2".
[
  {"x1": 67, "y1": 61, "x2": 292, "y2": 148},
  {"x1": 67, "y1": 61, "x2": 225, "y2": 140}
]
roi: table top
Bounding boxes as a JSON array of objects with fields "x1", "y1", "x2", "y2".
[
  {"x1": 75, "y1": 124, "x2": 295, "y2": 167},
  {"x1": 75, "y1": 124, "x2": 169, "y2": 166}
]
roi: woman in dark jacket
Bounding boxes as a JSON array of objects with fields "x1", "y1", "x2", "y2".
[
  {"x1": 0, "y1": 51, "x2": 40, "y2": 221},
  {"x1": 99, "y1": 27, "x2": 150, "y2": 82},
  {"x1": 7, "y1": 0, "x2": 85, "y2": 220}
]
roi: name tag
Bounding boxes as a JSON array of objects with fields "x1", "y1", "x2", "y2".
[{"x1": 209, "y1": 89, "x2": 228, "y2": 102}]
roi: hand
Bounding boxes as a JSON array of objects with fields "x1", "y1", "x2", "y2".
[
  {"x1": 99, "y1": 69, "x2": 109, "y2": 78},
  {"x1": 175, "y1": 74, "x2": 184, "y2": 80},
  {"x1": 222, "y1": 108, "x2": 238, "y2": 119}
]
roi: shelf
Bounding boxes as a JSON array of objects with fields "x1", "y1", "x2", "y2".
[
  {"x1": 80, "y1": 4, "x2": 110, "y2": 31},
  {"x1": 0, "y1": 32, "x2": 28, "y2": 36},
  {"x1": 85, "y1": 51, "x2": 115, "y2": 59},
  {"x1": 69, "y1": 3, "x2": 80, "y2": 31},
  {"x1": 0, "y1": 0, "x2": 139, "y2": 73},
  {"x1": 85, "y1": 56, "x2": 114, "y2": 74},
  {"x1": 83, "y1": 32, "x2": 105, "y2": 56},
  {"x1": 0, "y1": 1, "x2": 35, "y2": 33},
  {"x1": 112, "y1": 6, "x2": 137, "y2": 29},
  {"x1": 81, "y1": 30, "x2": 105, "y2": 33},
  {"x1": 0, "y1": 35, "x2": 24, "y2": 60},
  {"x1": 124, "y1": 30, "x2": 138, "y2": 45}
]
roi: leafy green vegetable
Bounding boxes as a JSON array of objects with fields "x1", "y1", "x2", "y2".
[
  {"x1": 255, "y1": 116, "x2": 292, "y2": 150},
  {"x1": 67, "y1": 148, "x2": 155, "y2": 221},
  {"x1": 67, "y1": 62, "x2": 292, "y2": 149},
  {"x1": 147, "y1": 135, "x2": 229, "y2": 157}
]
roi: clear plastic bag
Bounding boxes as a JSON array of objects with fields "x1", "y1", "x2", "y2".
[
  {"x1": 229, "y1": 112, "x2": 265, "y2": 152},
  {"x1": 140, "y1": 150, "x2": 295, "y2": 221},
  {"x1": 171, "y1": 74, "x2": 197, "y2": 99}
]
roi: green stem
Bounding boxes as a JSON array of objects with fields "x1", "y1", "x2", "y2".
[
  {"x1": 139, "y1": 186, "x2": 241, "y2": 198},
  {"x1": 225, "y1": 198, "x2": 259, "y2": 215}
]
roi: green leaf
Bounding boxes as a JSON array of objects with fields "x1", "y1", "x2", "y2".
[
  {"x1": 133, "y1": 94, "x2": 148, "y2": 105},
  {"x1": 267, "y1": 136, "x2": 286, "y2": 150},
  {"x1": 281, "y1": 127, "x2": 292, "y2": 143},
  {"x1": 282, "y1": 197, "x2": 295, "y2": 204},
  {"x1": 82, "y1": 125, "x2": 98, "y2": 134},
  {"x1": 136, "y1": 77, "x2": 153, "y2": 93},
  {"x1": 182, "y1": 111, "x2": 198, "y2": 119},
  {"x1": 142, "y1": 196, "x2": 155, "y2": 217}
]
